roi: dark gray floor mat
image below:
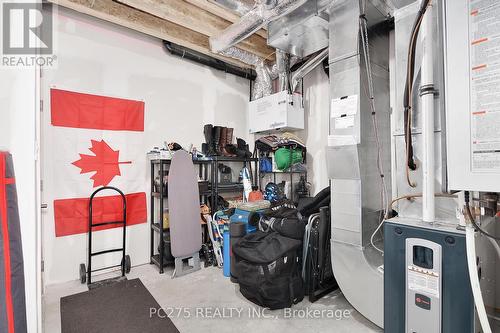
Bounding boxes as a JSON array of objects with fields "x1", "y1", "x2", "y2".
[{"x1": 60, "y1": 278, "x2": 179, "y2": 333}]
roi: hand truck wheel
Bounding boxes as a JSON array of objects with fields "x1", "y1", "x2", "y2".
[{"x1": 79, "y1": 263, "x2": 86, "y2": 284}]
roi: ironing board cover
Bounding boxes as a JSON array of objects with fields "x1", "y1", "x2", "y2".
[
  {"x1": 0, "y1": 151, "x2": 27, "y2": 333},
  {"x1": 168, "y1": 151, "x2": 202, "y2": 258}
]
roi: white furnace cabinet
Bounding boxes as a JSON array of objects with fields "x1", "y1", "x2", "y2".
[
  {"x1": 248, "y1": 91, "x2": 305, "y2": 133},
  {"x1": 445, "y1": 0, "x2": 500, "y2": 192}
]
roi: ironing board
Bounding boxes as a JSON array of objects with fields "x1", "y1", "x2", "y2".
[
  {"x1": 168, "y1": 151, "x2": 202, "y2": 277},
  {"x1": 0, "y1": 151, "x2": 27, "y2": 333}
]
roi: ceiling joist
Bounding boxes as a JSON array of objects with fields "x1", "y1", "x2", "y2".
[
  {"x1": 184, "y1": 0, "x2": 267, "y2": 38},
  {"x1": 115, "y1": 0, "x2": 273, "y2": 59},
  {"x1": 49, "y1": 0, "x2": 274, "y2": 70}
]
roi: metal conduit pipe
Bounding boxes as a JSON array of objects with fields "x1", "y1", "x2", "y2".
[
  {"x1": 290, "y1": 48, "x2": 329, "y2": 92},
  {"x1": 209, "y1": 0, "x2": 308, "y2": 53}
]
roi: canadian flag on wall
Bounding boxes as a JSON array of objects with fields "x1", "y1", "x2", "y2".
[{"x1": 50, "y1": 89, "x2": 147, "y2": 237}]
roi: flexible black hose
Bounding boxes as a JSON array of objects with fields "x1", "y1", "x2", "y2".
[
  {"x1": 162, "y1": 41, "x2": 256, "y2": 81},
  {"x1": 403, "y1": 0, "x2": 431, "y2": 179}
]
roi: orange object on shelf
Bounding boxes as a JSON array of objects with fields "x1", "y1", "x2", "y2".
[{"x1": 248, "y1": 187, "x2": 264, "y2": 202}]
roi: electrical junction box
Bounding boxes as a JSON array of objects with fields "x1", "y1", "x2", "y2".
[
  {"x1": 444, "y1": 0, "x2": 500, "y2": 191},
  {"x1": 248, "y1": 91, "x2": 304, "y2": 134}
]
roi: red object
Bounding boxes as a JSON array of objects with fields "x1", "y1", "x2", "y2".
[
  {"x1": 72, "y1": 139, "x2": 132, "y2": 188},
  {"x1": 51, "y1": 89, "x2": 144, "y2": 131},
  {"x1": 248, "y1": 190, "x2": 264, "y2": 202},
  {"x1": 54, "y1": 192, "x2": 147, "y2": 237},
  {"x1": 0, "y1": 153, "x2": 15, "y2": 333}
]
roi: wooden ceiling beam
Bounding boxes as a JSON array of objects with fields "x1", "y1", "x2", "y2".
[
  {"x1": 48, "y1": 0, "x2": 257, "y2": 68},
  {"x1": 115, "y1": 0, "x2": 273, "y2": 59},
  {"x1": 184, "y1": 0, "x2": 268, "y2": 38}
]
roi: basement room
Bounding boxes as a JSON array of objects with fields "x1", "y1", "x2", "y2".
[{"x1": 1, "y1": 0, "x2": 500, "y2": 332}]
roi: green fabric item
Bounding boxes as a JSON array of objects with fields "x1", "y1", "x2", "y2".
[{"x1": 274, "y1": 147, "x2": 303, "y2": 170}]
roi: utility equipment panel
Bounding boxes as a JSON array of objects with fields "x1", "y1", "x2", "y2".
[
  {"x1": 405, "y1": 238, "x2": 441, "y2": 333},
  {"x1": 248, "y1": 91, "x2": 304, "y2": 134},
  {"x1": 445, "y1": 0, "x2": 500, "y2": 191},
  {"x1": 384, "y1": 219, "x2": 475, "y2": 333}
]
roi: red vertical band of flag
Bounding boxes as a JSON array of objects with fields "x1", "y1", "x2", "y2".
[
  {"x1": 54, "y1": 192, "x2": 147, "y2": 237},
  {"x1": 51, "y1": 89, "x2": 145, "y2": 131}
]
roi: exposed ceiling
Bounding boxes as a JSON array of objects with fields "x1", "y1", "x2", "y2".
[
  {"x1": 209, "y1": 0, "x2": 255, "y2": 15},
  {"x1": 48, "y1": 0, "x2": 416, "y2": 68},
  {"x1": 48, "y1": 0, "x2": 274, "y2": 68}
]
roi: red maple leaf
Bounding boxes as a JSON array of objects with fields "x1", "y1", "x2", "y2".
[{"x1": 72, "y1": 139, "x2": 131, "y2": 188}]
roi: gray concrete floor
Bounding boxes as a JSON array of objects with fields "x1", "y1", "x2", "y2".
[{"x1": 43, "y1": 264, "x2": 382, "y2": 333}]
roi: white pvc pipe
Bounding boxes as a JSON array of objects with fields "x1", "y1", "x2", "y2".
[
  {"x1": 466, "y1": 225, "x2": 492, "y2": 333},
  {"x1": 421, "y1": 1, "x2": 435, "y2": 223}
]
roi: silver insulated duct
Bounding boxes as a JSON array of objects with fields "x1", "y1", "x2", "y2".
[
  {"x1": 326, "y1": 0, "x2": 392, "y2": 328},
  {"x1": 273, "y1": 49, "x2": 290, "y2": 92},
  {"x1": 208, "y1": 0, "x2": 255, "y2": 15},
  {"x1": 220, "y1": 47, "x2": 273, "y2": 99},
  {"x1": 209, "y1": 0, "x2": 308, "y2": 53},
  {"x1": 221, "y1": 48, "x2": 294, "y2": 100}
]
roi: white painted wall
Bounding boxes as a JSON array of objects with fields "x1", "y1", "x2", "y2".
[
  {"x1": 0, "y1": 68, "x2": 40, "y2": 333},
  {"x1": 41, "y1": 8, "x2": 250, "y2": 285},
  {"x1": 299, "y1": 66, "x2": 330, "y2": 195}
]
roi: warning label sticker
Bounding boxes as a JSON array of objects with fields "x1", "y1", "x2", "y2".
[
  {"x1": 469, "y1": 1, "x2": 500, "y2": 172},
  {"x1": 407, "y1": 265, "x2": 440, "y2": 298}
]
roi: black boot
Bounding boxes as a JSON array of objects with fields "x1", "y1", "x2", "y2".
[
  {"x1": 203, "y1": 124, "x2": 214, "y2": 155},
  {"x1": 213, "y1": 126, "x2": 223, "y2": 156},
  {"x1": 236, "y1": 138, "x2": 252, "y2": 158},
  {"x1": 244, "y1": 144, "x2": 252, "y2": 158}
]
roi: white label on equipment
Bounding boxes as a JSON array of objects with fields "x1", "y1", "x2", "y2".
[
  {"x1": 328, "y1": 135, "x2": 357, "y2": 147},
  {"x1": 469, "y1": 1, "x2": 500, "y2": 172},
  {"x1": 335, "y1": 115, "x2": 355, "y2": 129},
  {"x1": 407, "y1": 265, "x2": 440, "y2": 298},
  {"x1": 331, "y1": 95, "x2": 358, "y2": 118}
]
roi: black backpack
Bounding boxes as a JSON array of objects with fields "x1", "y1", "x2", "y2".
[{"x1": 233, "y1": 231, "x2": 304, "y2": 309}]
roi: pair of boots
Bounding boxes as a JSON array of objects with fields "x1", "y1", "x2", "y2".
[
  {"x1": 235, "y1": 138, "x2": 252, "y2": 159},
  {"x1": 202, "y1": 124, "x2": 237, "y2": 157}
]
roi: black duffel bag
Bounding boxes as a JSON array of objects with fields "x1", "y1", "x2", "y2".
[
  {"x1": 249, "y1": 205, "x2": 306, "y2": 240},
  {"x1": 233, "y1": 231, "x2": 304, "y2": 309}
]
